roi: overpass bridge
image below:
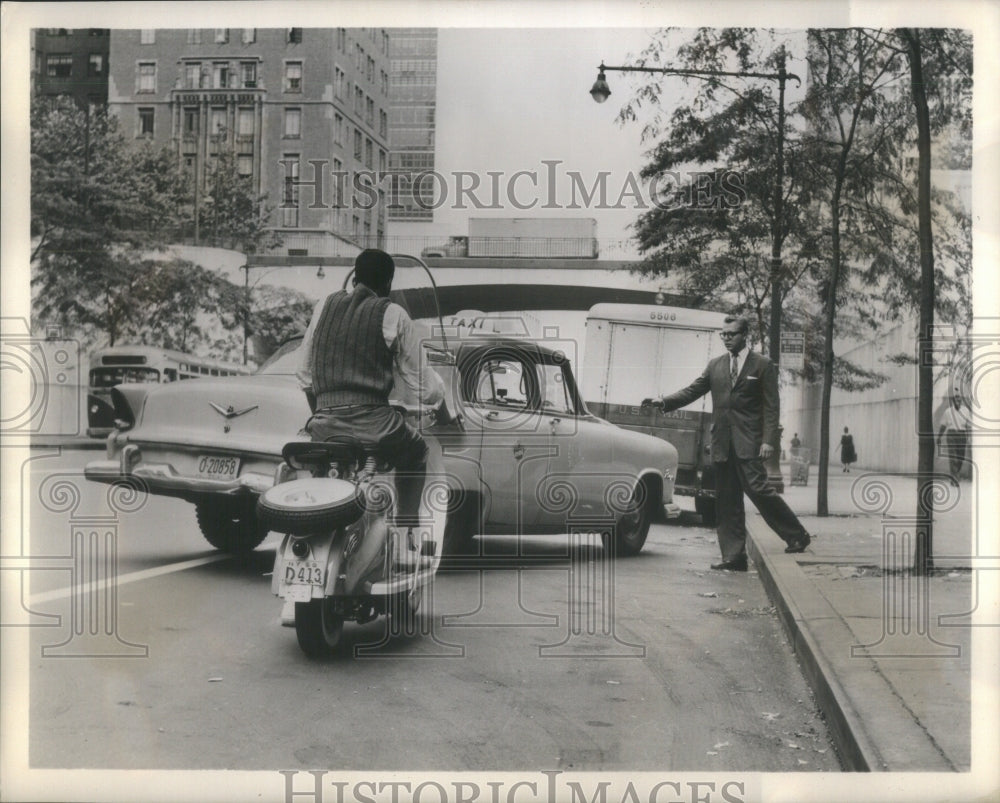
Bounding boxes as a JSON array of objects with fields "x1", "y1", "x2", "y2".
[{"x1": 243, "y1": 255, "x2": 696, "y2": 317}]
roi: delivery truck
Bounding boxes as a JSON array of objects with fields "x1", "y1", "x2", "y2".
[
  {"x1": 421, "y1": 217, "x2": 599, "y2": 259},
  {"x1": 581, "y1": 303, "x2": 730, "y2": 525}
]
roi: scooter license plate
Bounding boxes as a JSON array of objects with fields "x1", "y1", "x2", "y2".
[{"x1": 283, "y1": 560, "x2": 325, "y2": 588}]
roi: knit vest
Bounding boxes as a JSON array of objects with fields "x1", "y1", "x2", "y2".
[{"x1": 311, "y1": 286, "x2": 394, "y2": 408}]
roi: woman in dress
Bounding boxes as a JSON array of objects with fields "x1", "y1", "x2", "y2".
[{"x1": 840, "y1": 426, "x2": 857, "y2": 472}]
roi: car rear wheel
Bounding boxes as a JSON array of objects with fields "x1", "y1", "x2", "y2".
[
  {"x1": 295, "y1": 598, "x2": 344, "y2": 657},
  {"x1": 603, "y1": 482, "x2": 654, "y2": 557},
  {"x1": 195, "y1": 500, "x2": 269, "y2": 554}
]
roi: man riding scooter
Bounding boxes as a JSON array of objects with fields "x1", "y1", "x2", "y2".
[{"x1": 296, "y1": 248, "x2": 446, "y2": 571}]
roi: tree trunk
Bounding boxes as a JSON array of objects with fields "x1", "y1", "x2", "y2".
[
  {"x1": 904, "y1": 29, "x2": 936, "y2": 575},
  {"x1": 817, "y1": 174, "x2": 844, "y2": 517}
]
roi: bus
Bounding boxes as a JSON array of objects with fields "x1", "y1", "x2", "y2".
[
  {"x1": 580, "y1": 303, "x2": 729, "y2": 525},
  {"x1": 87, "y1": 346, "x2": 252, "y2": 438}
]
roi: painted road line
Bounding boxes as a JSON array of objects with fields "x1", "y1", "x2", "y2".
[{"x1": 27, "y1": 554, "x2": 229, "y2": 605}]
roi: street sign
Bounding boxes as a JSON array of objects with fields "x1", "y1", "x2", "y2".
[{"x1": 780, "y1": 331, "x2": 805, "y2": 370}]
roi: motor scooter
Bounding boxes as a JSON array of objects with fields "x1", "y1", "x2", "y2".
[{"x1": 257, "y1": 436, "x2": 443, "y2": 657}]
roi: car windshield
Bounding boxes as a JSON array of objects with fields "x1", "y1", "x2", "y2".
[{"x1": 256, "y1": 337, "x2": 304, "y2": 376}]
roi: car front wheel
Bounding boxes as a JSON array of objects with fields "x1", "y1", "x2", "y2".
[
  {"x1": 195, "y1": 500, "x2": 269, "y2": 554},
  {"x1": 603, "y1": 482, "x2": 654, "y2": 557}
]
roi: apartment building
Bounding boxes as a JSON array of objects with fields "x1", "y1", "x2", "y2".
[
  {"x1": 388, "y1": 28, "x2": 438, "y2": 222},
  {"x1": 33, "y1": 27, "x2": 110, "y2": 107},
  {"x1": 107, "y1": 27, "x2": 392, "y2": 255}
]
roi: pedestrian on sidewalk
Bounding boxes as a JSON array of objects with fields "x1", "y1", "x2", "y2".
[
  {"x1": 642, "y1": 315, "x2": 811, "y2": 572},
  {"x1": 839, "y1": 427, "x2": 857, "y2": 473},
  {"x1": 937, "y1": 394, "x2": 970, "y2": 487}
]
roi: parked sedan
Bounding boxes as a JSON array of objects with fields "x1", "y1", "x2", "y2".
[{"x1": 86, "y1": 328, "x2": 680, "y2": 557}]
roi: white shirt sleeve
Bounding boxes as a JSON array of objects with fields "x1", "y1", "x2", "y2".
[
  {"x1": 295, "y1": 298, "x2": 325, "y2": 390},
  {"x1": 383, "y1": 302, "x2": 444, "y2": 405}
]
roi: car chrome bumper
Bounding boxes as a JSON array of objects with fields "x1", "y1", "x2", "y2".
[
  {"x1": 663, "y1": 502, "x2": 682, "y2": 519},
  {"x1": 84, "y1": 458, "x2": 284, "y2": 497}
]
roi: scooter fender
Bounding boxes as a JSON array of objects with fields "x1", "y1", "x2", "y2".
[{"x1": 271, "y1": 529, "x2": 352, "y2": 601}]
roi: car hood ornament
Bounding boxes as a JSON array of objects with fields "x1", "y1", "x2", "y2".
[{"x1": 209, "y1": 402, "x2": 259, "y2": 419}]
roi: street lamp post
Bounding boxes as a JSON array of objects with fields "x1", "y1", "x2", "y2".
[{"x1": 592, "y1": 53, "x2": 800, "y2": 491}]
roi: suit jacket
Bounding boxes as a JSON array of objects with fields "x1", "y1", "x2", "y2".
[{"x1": 659, "y1": 350, "x2": 779, "y2": 462}]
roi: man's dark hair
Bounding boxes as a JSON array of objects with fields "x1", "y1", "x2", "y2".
[
  {"x1": 354, "y1": 249, "x2": 395, "y2": 290},
  {"x1": 723, "y1": 314, "x2": 750, "y2": 334}
]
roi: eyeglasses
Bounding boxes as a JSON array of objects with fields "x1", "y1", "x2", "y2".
[{"x1": 719, "y1": 331, "x2": 742, "y2": 339}]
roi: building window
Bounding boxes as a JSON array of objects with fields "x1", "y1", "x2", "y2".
[
  {"x1": 213, "y1": 62, "x2": 230, "y2": 89},
  {"x1": 140, "y1": 29, "x2": 155, "y2": 45},
  {"x1": 367, "y1": 56, "x2": 374, "y2": 83},
  {"x1": 354, "y1": 129, "x2": 362, "y2": 160},
  {"x1": 283, "y1": 108, "x2": 301, "y2": 138},
  {"x1": 366, "y1": 97, "x2": 374, "y2": 126},
  {"x1": 334, "y1": 66, "x2": 345, "y2": 99},
  {"x1": 382, "y1": 30, "x2": 390, "y2": 55},
  {"x1": 184, "y1": 62, "x2": 201, "y2": 89},
  {"x1": 379, "y1": 109, "x2": 387, "y2": 139},
  {"x1": 214, "y1": 29, "x2": 228, "y2": 44},
  {"x1": 183, "y1": 107, "x2": 199, "y2": 136},
  {"x1": 137, "y1": 62, "x2": 156, "y2": 93},
  {"x1": 187, "y1": 29, "x2": 201, "y2": 44},
  {"x1": 46, "y1": 54, "x2": 73, "y2": 78},
  {"x1": 282, "y1": 153, "x2": 300, "y2": 227},
  {"x1": 138, "y1": 107, "x2": 154, "y2": 137},
  {"x1": 240, "y1": 61, "x2": 257, "y2": 88},
  {"x1": 380, "y1": 70, "x2": 388, "y2": 96},
  {"x1": 237, "y1": 155, "x2": 253, "y2": 177},
  {"x1": 378, "y1": 148, "x2": 386, "y2": 174},
  {"x1": 334, "y1": 113, "x2": 343, "y2": 146},
  {"x1": 287, "y1": 28, "x2": 303, "y2": 44},
  {"x1": 241, "y1": 28, "x2": 255, "y2": 44},
  {"x1": 354, "y1": 86, "x2": 363, "y2": 115},
  {"x1": 284, "y1": 61, "x2": 302, "y2": 93},
  {"x1": 365, "y1": 138, "x2": 373, "y2": 170},
  {"x1": 237, "y1": 107, "x2": 254, "y2": 137},
  {"x1": 332, "y1": 157, "x2": 343, "y2": 206},
  {"x1": 210, "y1": 107, "x2": 227, "y2": 137},
  {"x1": 337, "y1": 28, "x2": 346, "y2": 52},
  {"x1": 88, "y1": 53, "x2": 103, "y2": 76}
]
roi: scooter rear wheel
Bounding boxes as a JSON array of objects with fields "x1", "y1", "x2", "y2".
[{"x1": 295, "y1": 598, "x2": 344, "y2": 657}]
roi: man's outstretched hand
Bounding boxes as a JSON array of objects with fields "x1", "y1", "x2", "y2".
[{"x1": 641, "y1": 397, "x2": 663, "y2": 412}]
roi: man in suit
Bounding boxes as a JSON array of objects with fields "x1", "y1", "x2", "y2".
[{"x1": 643, "y1": 315, "x2": 810, "y2": 571}]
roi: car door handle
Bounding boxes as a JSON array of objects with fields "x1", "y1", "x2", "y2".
[
  {"x1": 486, "y1": 410, "x2": 500, "y2": 420},
  {"x1": 549, "y1": 418, "x2": 562, "y2": 427}
]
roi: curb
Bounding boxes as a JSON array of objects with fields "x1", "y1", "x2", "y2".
[
  {"x1": 746, "y1": 522, "x2": 954, "y2": 772},
  {"x1": 746, "y1": 531, "x2": 883, "y2": 771}
]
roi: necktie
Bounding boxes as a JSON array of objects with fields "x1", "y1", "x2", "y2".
[{"x1": 730, "y1": 353, "x2": 738, "y2": 387}]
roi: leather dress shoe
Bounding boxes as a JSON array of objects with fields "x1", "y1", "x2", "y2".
[
  {"x1": 710, "y1": 557, "x2": 748, "y2": 572},
  {"x1": 784, "y1": 534, "x2": 811, "y2": 554}
]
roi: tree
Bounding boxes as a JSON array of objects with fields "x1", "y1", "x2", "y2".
[
  {"x1": 801, "y1": 29, "x2": 972, "y2": 533},
  {"x1": 198, "y1": 149, "x2": 282, "y2": 254},
  {"x1": 30, "y1": 97, "x2": 190, "y2": 347},
  {"x1": 620, "y1": 28, "x2": 814, "y2": 359}
]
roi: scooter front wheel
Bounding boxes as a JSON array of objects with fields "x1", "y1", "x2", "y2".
[{"x1": 295, "y1": 598, "x2": 345, "y2": 657}]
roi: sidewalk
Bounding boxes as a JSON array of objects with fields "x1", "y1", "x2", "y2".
[{"x1": 746, "y1": 463, "x2": 976, "y2": 771}]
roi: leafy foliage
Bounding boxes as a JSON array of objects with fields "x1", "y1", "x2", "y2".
[
  {"x1": 30, "y1": 97, "x2": 190, "y2": 347},
  {"x1": 198, "y1": 149, "x2": 283, "y2": 254}
]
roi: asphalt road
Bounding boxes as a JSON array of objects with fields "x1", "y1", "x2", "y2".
[{"x1": 20, "y1": 448, "x2": 840, "y2": 773}]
